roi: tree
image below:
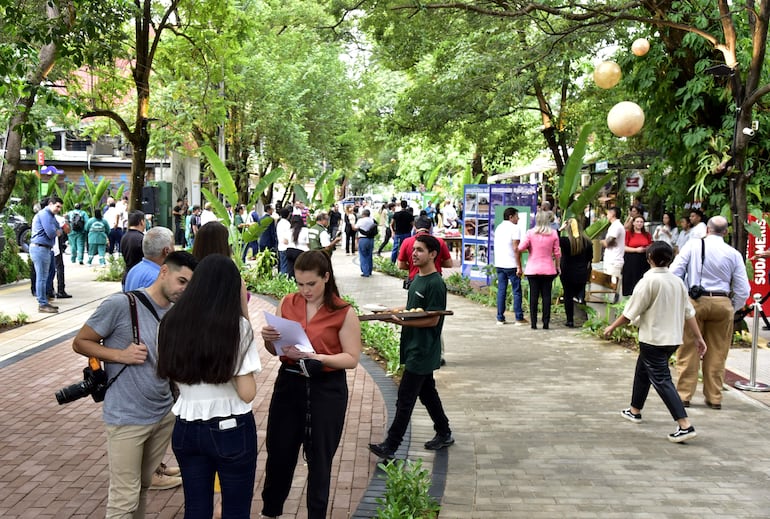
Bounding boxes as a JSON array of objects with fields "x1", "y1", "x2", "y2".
[{"x1": 381, "y1": 0, "x2": 770, "y2": 255}]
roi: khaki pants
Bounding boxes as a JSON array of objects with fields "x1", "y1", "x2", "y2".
[
  {"x1": 676, "y1": 296, "x2": 734, "y2": 404},
  {"x1": 105, "y1": 411, "x2": 175, "y2": 519}
]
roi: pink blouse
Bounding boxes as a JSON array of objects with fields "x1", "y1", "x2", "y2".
[{"x1": 518, "y1": 230, "x2": 561, "y2": 275}]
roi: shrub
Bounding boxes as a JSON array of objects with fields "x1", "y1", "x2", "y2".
[
  {"x1": 95, "y1": 255, "x2": 125, "y2": 282},
  {"x1": 375, "y1": 459, "x2": 439, "y2": 519},
  {"x1": 0, "y1": 224, "x2": 30, "y2": 285}
]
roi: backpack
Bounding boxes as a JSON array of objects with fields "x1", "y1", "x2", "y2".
[
  {"x1": 90, "y1": 220, "x2": 106, "y2": 234},
  {"x1": 362, "y1": 225, "x2": 378, "y2": 239},
  {"x1": 71, "y1": 212, "x2": 85, "y2": 232}
]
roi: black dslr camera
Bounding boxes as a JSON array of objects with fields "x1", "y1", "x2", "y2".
[
  {"x1": 55, "y1": 358, "x2": 109, "y2": 405},
  {"x1": 688, "y1": 285, "x2": 706, "y2": 300}
]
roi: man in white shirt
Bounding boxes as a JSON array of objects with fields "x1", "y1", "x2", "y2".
[
  {"x1": 670, "y1": 216, "x2": 750, "y2": 409},
  {"x1": 688, "y1": 208, "x2": 707, "y2": 240},
  {"x1": 601, "y1": 207, "x2": 626, "y2": 300},
  {"x1": 493, "y1": 207, "x2": 526, "y2": 325},
  {"x1": 441, "y1": 200, "x2": 458, "y2": 228},
  {"x1": 199, "y1": 202, "x2": 217, "y2": 227},
  {"x1": 276, "y1": 206, "x2": 292, "y2": 274}
]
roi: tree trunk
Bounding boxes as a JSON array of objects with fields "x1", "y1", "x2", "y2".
[{"x1": 0, "y1": 2, "x2": 69, "y2": 210}]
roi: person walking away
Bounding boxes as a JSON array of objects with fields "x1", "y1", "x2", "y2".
[
  {"x1": 104, "y1": 201, "x2": 123, "y2": 255},
  {"x1": 493, "y1": 207, "x2": 526, "y2": 325},
  {"x1": 622, "y1": 215, "x2": 652, "y2": 296},
  {"x1": 369, "y1": 235, "x2": 454, "y2": 460},
  {"x1": 72, "y1": 251, "x2": 198, "y2": 518},
  {"x1": 377, "y1": 202, "x2": 396, "y2": 255},
  {"x1": 67, "y1": 203, "x2": 88, "y2": 264},
  {"x1": 258, "y1": 204, "x2": 279, "y2": 255},
  {"x1": 600, "y1": 206, "x2": 625, "y2": 302},
  {"x1": 29, "y1": 196, "x2": 63, "y2": 313},
  {"x1": 390, "y1": 200, "x2": 414, "y2": 263},
  {"x1": 260, "y1": 251, "x2": 361, "y2": 519},
  {"x1": 120, "y1": 210, "x2": 146, "y2": 288},
  {"x1": 604, "y1": 242, "x2": 707, "y2": 442},
  {"x1": 670, "y1": 216, "x2": 750, "y2": 409},
  {"x1": 157, "y1": 254, "x2": 260, "y2": 518},
  {"x1": 518, "y1": 211, "x2": 561, "y2": 329},
  {"x1": 86, "y1": 208, "x2": 111, "y2": 266},
  {"x1": 353, "y1": 209, "x2": 377, "y2": 277},
  {"x1": 559, "y1": 217, "x2": 592, "y2": 328}
]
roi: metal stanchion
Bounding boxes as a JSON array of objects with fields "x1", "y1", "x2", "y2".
[{"x1": 735, "y1": 294, "x2": 770, "y2": 392}]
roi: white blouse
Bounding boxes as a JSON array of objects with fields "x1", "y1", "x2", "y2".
[{"x1": 172, "y1": 317, "x2": 261, "y2": 421}]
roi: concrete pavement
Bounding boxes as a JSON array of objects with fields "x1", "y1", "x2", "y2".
[{"x1": 2, "y1": 253, "x2": 770, "y2": 517}]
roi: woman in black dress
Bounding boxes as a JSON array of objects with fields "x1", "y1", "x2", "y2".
[{"x1": 559, "y1": 218, "x2": 593, "y2": 327}]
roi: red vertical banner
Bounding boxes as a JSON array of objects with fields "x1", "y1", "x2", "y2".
[
  {"x1": 747, "y1": 214, "x2": 770, "y2": 313},
  {"x1": 37, "y1": 149, "x2": 45, "y2": 166}
]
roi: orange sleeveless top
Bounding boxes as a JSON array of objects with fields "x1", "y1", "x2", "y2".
[{"x1": 279, "y1": 292, "x2": 350, "y2": 370}]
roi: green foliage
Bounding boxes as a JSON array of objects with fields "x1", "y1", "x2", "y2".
[
  {"x1": 243, "y1": 269, "x2": 297, "y2": 300},
  {"x1": 374, "y1": 256, "x2": 408, "y2": 279},
  {"x1": 375, "y1": 459, "x2": 440, "y2": 519},
  {"x1": 361, "y1": 320, "x2": 402, "y2": 376},
  {"x1": 0, "y1": 225, "x2": 30, "y2": 284},
  {"x1": 250, "y1": 249, "x2": 278, "y2": 279},
  {"x1": 583, "y1": 301, "x2": 638, "y2": 344},
  {"x1": 95, "y1": 254, "x2": 125, "y2": 282}
]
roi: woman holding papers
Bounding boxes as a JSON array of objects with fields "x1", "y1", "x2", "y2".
[{"x1": 260, "y1": 250, "x2": 361, "y2": 519}]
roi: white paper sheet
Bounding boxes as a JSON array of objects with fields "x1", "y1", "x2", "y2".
[{"x1": 263, "y1": 311, "x2": 316, "y2": 356}]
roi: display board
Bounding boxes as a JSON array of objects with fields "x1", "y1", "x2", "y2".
[{"x1": 460, "y1": 183, "x2": 538, "y2": 281}]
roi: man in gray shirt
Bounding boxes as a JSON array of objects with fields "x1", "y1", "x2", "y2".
[{"x1": 73, "y1": 251, "x2": 197, "y2": 518}]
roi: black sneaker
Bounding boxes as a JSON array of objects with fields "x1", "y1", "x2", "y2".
[
  {"x1": 424, "y1": 433, "x2": 454, "y2": 450},
  {"x1": 55, "y1": 292, "x2": 72, "y2": 299},
  {"x1": 621, "y1": 408, "x2": 642, "y2": 423},
  {"x1": 668, "y1": 425, "x2": 697, "y2": 443},
  {"x1": 368, "y1": 442, "x2": 396, "y2": 460}
]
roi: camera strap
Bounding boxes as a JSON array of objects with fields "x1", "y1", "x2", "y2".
[{"x1": 696, "y1": 238, "x2": 705, "y2": 287}]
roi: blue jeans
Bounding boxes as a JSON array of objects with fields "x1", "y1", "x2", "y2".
[
  {"x1": 359, "y1": 237, "x2": 374, "y2": 276},
  {"x1": 390, "y1": 232, "x2": 411, "y2": 263},
  {"x1": 172, "y1": 413, "x2": 257, "y2": 519},
  {"x1": 30, "y1": 244, "x2": 53, "y2": 306},
  {"x1": 278, "y1": 250, "x2": 288, "y2": 274},
  {"x1": 496, "y1": 267, "x2": 523, "y2": 322}
]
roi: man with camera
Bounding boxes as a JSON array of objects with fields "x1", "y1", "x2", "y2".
[
  {"x1": 72, "y1": 251, "x2": 198, "y2": 518},
  {"x1": 670, "y1": 216, "x2": 749, "y2": 410}
]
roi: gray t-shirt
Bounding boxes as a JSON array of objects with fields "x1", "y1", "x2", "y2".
[{"x1": 86, "y1": 289, "x2": 172, "y2": 425}]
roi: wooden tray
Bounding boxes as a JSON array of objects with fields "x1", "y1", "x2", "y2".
[{"x1": 358, "y1": 310, "x2": 454, "y2": 322}]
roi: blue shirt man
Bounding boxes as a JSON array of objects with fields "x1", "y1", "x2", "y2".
[{"x1": 30, "y1": 197, "x2": 63, "y2": 312}]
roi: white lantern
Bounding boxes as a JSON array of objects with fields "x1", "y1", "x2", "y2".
[
  {"x1": 593, "y1": 61, "x2": 622, "y2": 89},
  {"x1": 632, "y1": 38, "x2": 650, "y2": 57},
  {"x1": 607, "y1": 102, "x2": 645, "y2": 137}
]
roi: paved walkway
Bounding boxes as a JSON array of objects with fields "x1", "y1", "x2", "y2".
[{"x1": 2, "y1": 255, "x2": 770, "y2": 517}]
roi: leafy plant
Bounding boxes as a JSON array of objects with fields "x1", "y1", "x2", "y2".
[
  {"x1": 374, "y1": 256, "x2": 408, "y2": 279},
  {"x1": 250, "y1": 249, "x2": 277, "y2": 279},
  {"x1": 361, "y1": 320, "x2": 402, "y2": 376},
  {"x1": 95, "y1": 254, "x2": 125, "y2": 282},
  {"x1": 583, "y1": 300, "x2": 638, "y2": 344},
  {"x1": 243, "y1": 270, "x2": 297, "y2": 300},
  {"x1": 375, "y1": 458, "x2": 440, "y2": 519},
  {"x1": 0, "y1": 224, "x2": 30, "y2": 284}
]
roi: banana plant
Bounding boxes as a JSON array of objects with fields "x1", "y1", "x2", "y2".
[{"x1": 200, "y1": 146, "x2": 285, "y2": 267}]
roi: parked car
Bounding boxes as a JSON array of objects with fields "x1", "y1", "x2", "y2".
[{"x1": 0, "y1": 207, "x2": 31, "y2": 253}]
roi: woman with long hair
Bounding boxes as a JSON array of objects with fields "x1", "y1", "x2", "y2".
[
  {"x1": 284, "y1": 214, "x2": 309, "y2": 279},
  {"x1": 157, "y1": 254, "x2": 261, "y2": 518},
  {"x1": 518, "y1": 210, "x2": 561, "y2": 329},
  {"x1": 652, "y1": 211, "x2": 676, "y2": 247},
  {"x1": 192, "y1": 221, "x2": 231, "y2": 260},
  {"x1": 260, "y1": 250, "x2": 361, "y2": 519},
  {"x1": 559, "y1": 217, "x2": 593, "y2": 328},
  {"x1": 623, "y1": 215, "x2": 652, "y2": 296}
]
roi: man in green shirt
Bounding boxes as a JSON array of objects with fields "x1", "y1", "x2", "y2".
[
  {"x1": 308, "y1": 212, "x2": 341, "y2": 255},
  {"x1": 369, "y1": 234, "x2": 454, "y2": 460}
]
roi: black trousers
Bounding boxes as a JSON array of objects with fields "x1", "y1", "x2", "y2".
[
  {"x1": 385, "y1": 369, "x2": 450, "y2": 448},
  {"x1": 377, "y1": 226, "x2": 392, "y2": 254},
  {"x1": 560, "y1": 275, "x2": 585, "y2": 324},
  {"x1": 262, "y1": 368, "x2": 348, "y2": 519},
  {"x1": 631, "y1": 343, "x2": 687, "y2": 421},
  {"x1": 527, "y1": 274, "x2": 555, "y2": 326}
]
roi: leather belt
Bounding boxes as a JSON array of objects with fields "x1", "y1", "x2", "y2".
[
  {"x1": 31, "y1": 243, "x2": 52, "y2": 249},
  {"x1": 703, "y1": 291, "x2": 730, "y2": 297}
]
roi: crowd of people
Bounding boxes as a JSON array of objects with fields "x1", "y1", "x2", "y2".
[{"x1": 20, "y1": 190, "x2": 754, "y2": 516}]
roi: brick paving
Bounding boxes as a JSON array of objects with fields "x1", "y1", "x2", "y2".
[{"x1": 3, "y1": 255, "x2": 770, "y2": 518}]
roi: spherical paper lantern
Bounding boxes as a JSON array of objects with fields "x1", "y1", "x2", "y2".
[
  {"x1": 632, "y1": 38, "x2": 650, "y2": 57},
  {"x1": 607, "y1": 101, "x2": 645, "y2": 137},
  {"x1": 593, "y1": 61, "x2": 622, "y2": 89}
]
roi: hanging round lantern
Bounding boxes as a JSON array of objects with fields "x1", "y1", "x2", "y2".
[
  {"x1": 631, "y1": 38, "x2": 650, "y2": 57},
  {"x1": 607, "y1": 101, "x2": 645, "y2": 137},
  {"x1": 593, "y1": 61, "x2": 622, "y2": 89}
]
